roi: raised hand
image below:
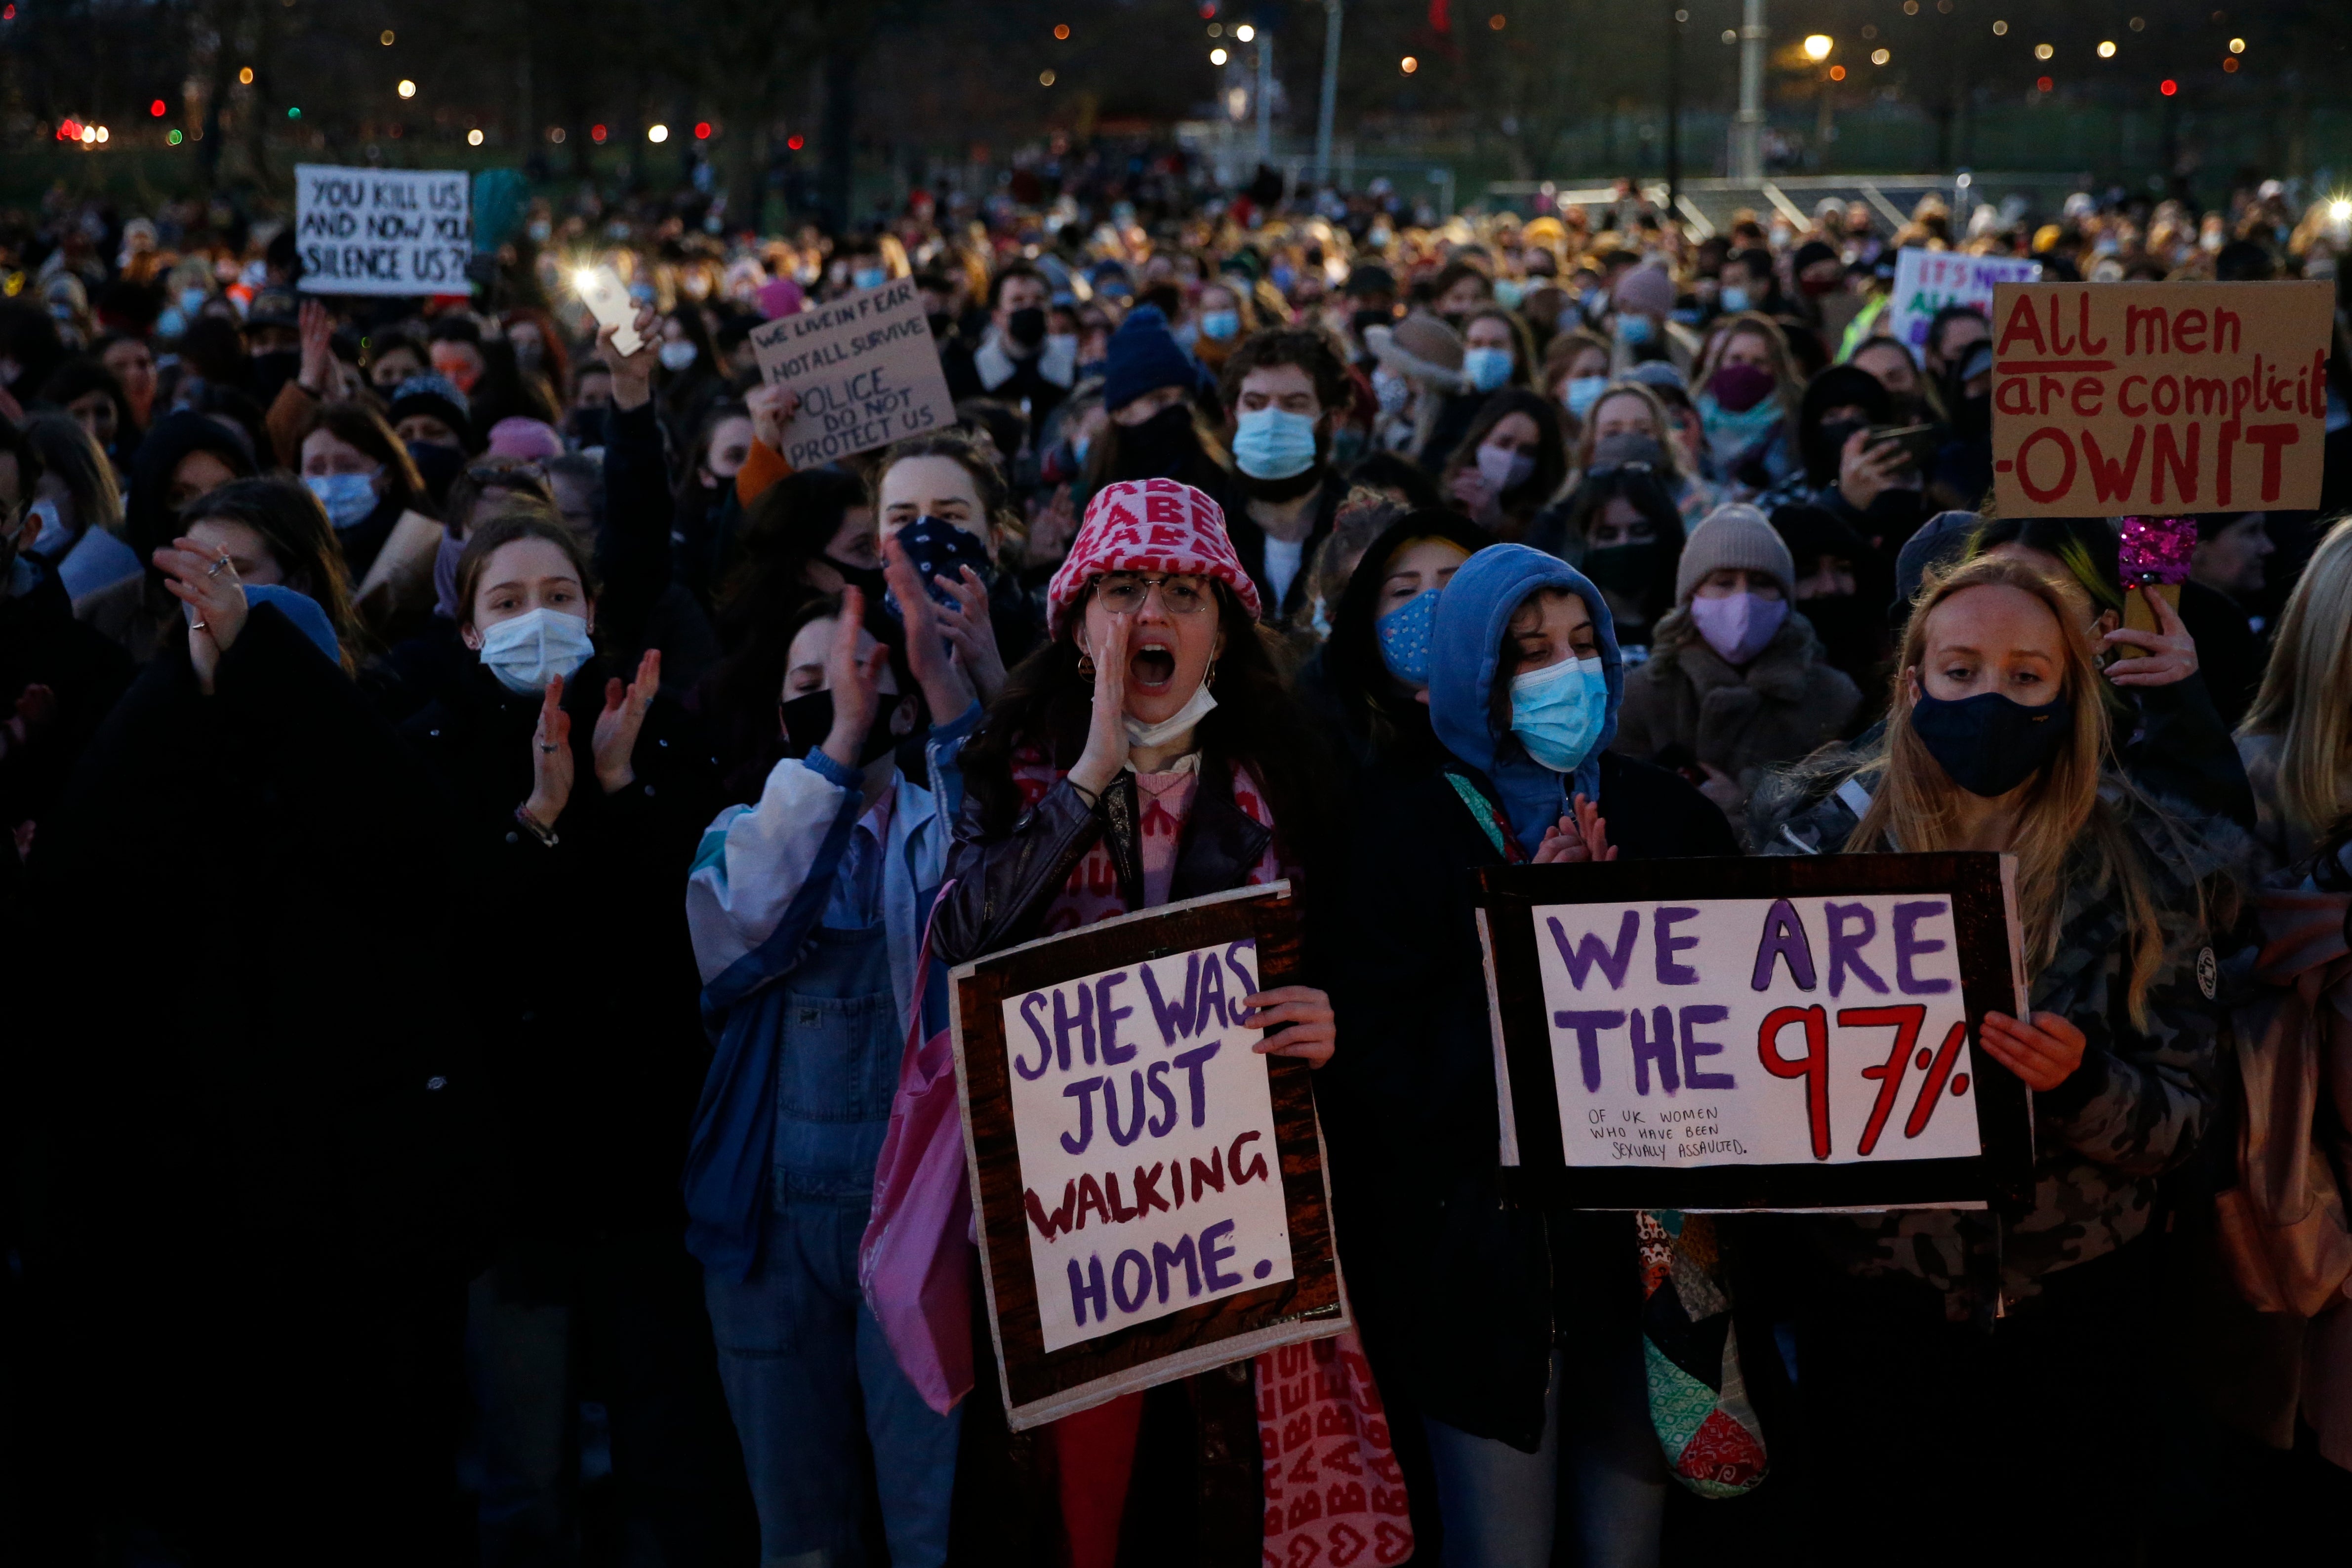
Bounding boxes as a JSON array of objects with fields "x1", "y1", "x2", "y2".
[
  {"x1": 154, "y1": 536, "x2": 248, "y2": 694},
  {"x1": 1026, "y1": 483, "x2": 1079, "y2": 569},
  {"x1": 2100, "y1": 585, "x2": 2198, "y2": 688},
  {"x1": 1533, "y1": 792, "x2": 1617, "y2": 864},
  {"x1": 593, "y1": 647, "x2": 661, "y2": 792},
  {"x1": 746, "y1": 380, "x2": 801, "y2": 453},
  {"x1": 1836, "y1": 427, "x2": 1911, "y2": 513},
  {"x1": 1245, "y1": 985, "x2": 1338, "y2": 1068},
  {"x1": 883, "y1": 535, "x2": 976, "y2": 722},
  {"x1": 523, "y1": 675, "x2": 575, "y2": 827},
  {"x1": 598, "y1": 303, "x2": 661, "y2": 411},
  {"x1": 820, "y1": 586, "x2": 892, "y2": 772},
  {"x1": 296, "y1": 299, "x2": 337, "y2": 396},
  {"x1": 1067, "y1": 609, "x2": 1133, "y2": 800},
  {"x1": 938, "y1": 565, "x2": 1007, "y2": 705}
]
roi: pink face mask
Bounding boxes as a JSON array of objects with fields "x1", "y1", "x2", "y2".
[
  {"x1": 1708, "y1": 361, "x2": 1776, "y2": 414},
  {"x1": 1688, "y1": 590, "x2": 1788, "y2": 666}
]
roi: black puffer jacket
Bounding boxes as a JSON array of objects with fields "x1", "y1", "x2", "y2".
[{"x1": 402, "y1": 657, "x2": 720, "y2": 1253}]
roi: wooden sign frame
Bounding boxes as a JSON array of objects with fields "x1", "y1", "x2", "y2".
[
  {"x1": 950, "y1": 882, "x2": 1346, "y2": 1430},
  {"x1": 1475, "y1": 852, "x2": 2036, "y2": 1213}
]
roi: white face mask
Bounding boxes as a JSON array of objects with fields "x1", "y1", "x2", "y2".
[
  {"x1": 1125, "y1": 677, "x2": 1219, "y2": 750},
  {"x1": 476, "y1": 606, "x2": 596, "y2": 695},
  {"x1": 657, "y1": 340, "x2": 699, "y2": 373}
]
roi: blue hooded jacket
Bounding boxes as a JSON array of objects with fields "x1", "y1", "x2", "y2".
[{"x1": 1428, "y1": 544, "x2": 1623, "y2": 859}]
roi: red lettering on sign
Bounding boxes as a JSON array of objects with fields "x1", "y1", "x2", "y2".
[
  {"x1": 2016, "y1": 427, "x2": 2077, "y2": 504},
  {"x1": 2082, "y1": 427, "x2": 2145, "y2": 503},
  {"x1": 1758, "y1": 1006, "x2": 1831, "y2": 1161},
  {"x1": 2152, "y1": 423, "x2": 2200, "y2": 506}
]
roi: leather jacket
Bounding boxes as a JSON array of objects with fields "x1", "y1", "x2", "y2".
[{"x1": 932, "y1": 757, "x2": 1275, "y2": 967}]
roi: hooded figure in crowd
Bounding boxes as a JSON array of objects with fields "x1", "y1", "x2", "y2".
[{"x1": 1321, "y1": 542, "x2": 1739, "y2": 1568}]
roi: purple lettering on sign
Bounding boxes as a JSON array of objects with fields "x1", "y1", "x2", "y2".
[
  {"x1": 1142, "y1": 952, "x2": 1201, "y2": 1044},
  {"x1": 1054, "y1": 983, "x2": 1095, "y2": 1070},
  {"x1": 1096, "y1": 971, "x2": 1136, "y2": 1063},
  {"x1": 1200, "y1": 1219, "x2": 1244, "y2": 1290},
  {"x1": 1630, "y1": 1004, "x2": 1679, "y2": 1095},
  {"x1": 1015, "y1": 992, "x2": 1053, "y2": 1080},
  {"x1": 1679, "y1": 1004, "x2": 1736, "y2": 1090},
  {"x1": 1825, "y1": 902, "x2": 1889, "y2": 998},
  {"x1": 1892, "y1": 901, "x2": 1954, "y2": 995},
  {"x1": 1653, "y1": 907, "x2": 1702, "y2": 985},
  {"x1": 1554, "y1": 1010, "x2": 1626, "y2": 1091},
  {"x1": 1548, "y1": 910, "x2": 1641, "y2": 989},
  {"x1": 1749, "y1": 898, "x2": 1819, "y2": 992},
  {"x1": 1060, "y1": 1076, "x2": 1102, "y2": 1154}
]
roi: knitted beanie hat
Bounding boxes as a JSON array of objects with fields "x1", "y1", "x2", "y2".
[
  {"x1": 1613, "y1": 262, "x2": 1678, "y2": 319},
  {"x1": 1046, "y1": 478, "x2": 1261, "y2": 624},
  {"x1": 1100, "y1": 305, "x2": 1198, "y2": 414},
  {"x1": 1676, "y1": 503, "x2": 1795, "y2": 603}
]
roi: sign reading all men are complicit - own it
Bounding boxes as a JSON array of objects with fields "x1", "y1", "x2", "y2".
[
  {"x1": 1989, "y1": 278, "x2": 2333, "y2": 517},
  {"x1": 1476, "y1": 854, "x2": 2036, "y2": 1211},
  {"x1": 951, "y1": 884, "x2": 1344, "y2": 1430}
]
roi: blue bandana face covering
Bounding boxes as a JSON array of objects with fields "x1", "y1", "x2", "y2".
[
  {"x1": 1376, "y1": 589, "x2": 1441, "y2": 686},
  {"x1": 1509, "y1": 655, "x2": 1609, "y2": 774},
  {"x1": 883, "y1": 514, "x2": 994, "y2": 621}
]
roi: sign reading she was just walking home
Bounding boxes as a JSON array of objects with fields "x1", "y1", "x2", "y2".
[
  {"x1": 953, "y1": 884, "x2": 1344, "y2": 1430},
  {"x1": 748, "y1": 278, "x2": 956, "y2": 469},
  {"x1": 1476, "y1": 854, "x2": 2035, "y2": 1212},
  {"x1": 294, "y1": 166, "x2": 470, "y2": 295}
]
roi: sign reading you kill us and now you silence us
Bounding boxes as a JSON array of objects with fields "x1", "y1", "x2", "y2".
[
  {"x1": 292, "y1": 166, "x2": 471, "y2": 296},
  {"x1": 1990, "y1": 278, "x2": 2333, "y2": 517}
]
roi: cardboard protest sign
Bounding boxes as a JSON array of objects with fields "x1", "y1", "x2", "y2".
[
  {"x1": 748, "y1": 278, "x2": 957, "y2": 469},
  {"x1": 1476, "y1": 853, "x2": 2035, "y2": 1211},
  {"x1": 293, "y1": 165, "x2": 470, "y2": 295},
  {"x1": 951, "y1": 883, "x2": 1344, "y2": 1429},
  {"x1": 1886, "y1": 247, "x2": 2041, "y2": 354},
  {"x1": 1990, "y1": 279, "x2": 2332, "y2": 517}
]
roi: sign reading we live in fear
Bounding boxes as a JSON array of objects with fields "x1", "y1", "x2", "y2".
[{"x1": 1989, "y1": 279, "x2": 2332, "y2": 517}]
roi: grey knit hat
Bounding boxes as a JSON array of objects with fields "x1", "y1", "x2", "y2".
[{"x1": 1676, "y1": 503, "x2": 1795, "y2": 603}]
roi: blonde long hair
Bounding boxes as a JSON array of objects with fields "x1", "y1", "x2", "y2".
[
  {"x1": 1847, "y1": 555, "x2": 2170, "y2": 1024},
  {"x1": 2240, "y1": 515, "x2": 2352, "y2": 847}
]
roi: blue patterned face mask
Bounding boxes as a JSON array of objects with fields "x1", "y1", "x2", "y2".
[
  {"x1": 1376, "y1": 588, "x2": 1440, "y2": 686},
  {"x1": 882, "y1": 514, "x2": 995, "y2": 621},
  {"x1": 1510, "y1": 655, "x2": 1609, "y2": 773}
]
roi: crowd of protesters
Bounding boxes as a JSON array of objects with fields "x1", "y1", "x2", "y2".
[{"x1": 5, "y1": 153, "x2": 2352, "y2": 1567}]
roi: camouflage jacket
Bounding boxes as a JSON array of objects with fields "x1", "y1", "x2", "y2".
[{"x1": 1762, "y1": 773, "x2": 2240, "y2": 1319}]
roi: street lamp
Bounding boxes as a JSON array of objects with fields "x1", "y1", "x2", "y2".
[{"x1": 1803, "y1": 34, "x2": 1832, "y2": 62}]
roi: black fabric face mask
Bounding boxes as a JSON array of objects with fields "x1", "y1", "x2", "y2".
[
  {"x1": 779, "y1": 688, "x2": 918, "y2": 766},
  {"x1": 1909, "y1": 688, "x2": 2073, "y2": 797},
  {"x1": 926, "y1": 312, "x2": 957, "y2": 341},
  {"x1": 407, "y1": 441, "x2": 466, "y2": 507},
  {"x1": 1006, "y1": 307, "x2": 1049, "y2": 348},
  {"x1": 821, "y1": 555, "x2": 887, "y2": 600},
  {"x1": 1114, "y1": 404, "x2": 1200, "y2": 480}
]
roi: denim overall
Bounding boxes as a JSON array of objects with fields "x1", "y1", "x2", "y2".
[{"x1": 702, "y1": 918, "x2": 962, "y2": 1568}]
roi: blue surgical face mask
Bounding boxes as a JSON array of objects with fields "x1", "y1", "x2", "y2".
[
  {"x1": 477, "y1": 606, "x2": 596, "y2": 696},
  {"x1": 657, "y1": 340, "x2": 699, "y2": 373},
  {"x1": 180, "y1": 286, "x2": 209, "y2": 316},
  {"x1": 1561, "y1": 374, "x2": 1608, "y2": 419},
  {"x1": 1199, "y1": 308, "x2": 1241, "y2": 342},
  {"x1": 852, "y1": 266, "x2": 888, "y2": 291},
  {"x1": 1376, "y1": 588, "x2": 1440, "y2": 686},
  {"x1": 27, "y1": 496, "x2": 71, "y2": 557},
  {"x1": 304, "y1": 470, "x2": 381, "y2": 530},
  {"x1": 1491, "y1": 279, "x2": 1527, "y2": 310},
  {"x1": 1462, "y1": 346, "x2": 1514, "y2": 393},
  {"x1": 1232, "y1": 406, "x2": 1320, "y2": 480},
  {"x1": 1718, "y1": 285, "x2": 1751, "y2": 314},
  {"x1": 1510, "y1": 654, "x2": 1609, "y2": 774},
  {"x1": 1616, "y1": 315, "x2": 1654, "y2": 347}
]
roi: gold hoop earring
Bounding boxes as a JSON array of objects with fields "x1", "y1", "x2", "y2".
[
  {"x1": 1204, "y1": 659, "x2": 1219, "y2": 688},
  {"x1": 1076, "y1": 651, "x2": 1096, "y2": 680}
]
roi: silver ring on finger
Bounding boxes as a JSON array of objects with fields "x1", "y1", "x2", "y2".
[{"x1": 206, "y1": 556, "x2": 231, "y2": 577}]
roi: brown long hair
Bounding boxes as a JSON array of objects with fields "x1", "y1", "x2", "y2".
[
  {"x1": 2241, "y1": 515, "x2": 2352, "y2": 850},
  {"x1": 1844, "y1": 555, "x2": 2171, "y2": 1024}
]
